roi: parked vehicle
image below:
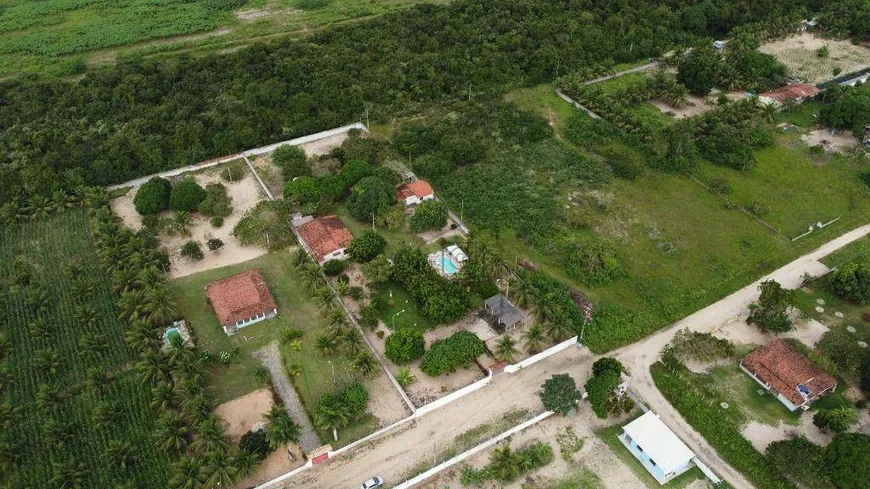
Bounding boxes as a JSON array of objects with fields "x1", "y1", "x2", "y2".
[{"x1": 361, "y1": 476, "x2": 385, "y2": 489}]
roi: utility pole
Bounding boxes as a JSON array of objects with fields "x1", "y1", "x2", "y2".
[
  {"x1": 460, "y1": 200, "x2": 464, "y2": 222},
  {"x1": 372, "y1": 213, "x2": 376, "y2": 231},
  {"x1": 555, "y1": 59, "x2": 561, "y2": 79},
  {"x1": 365, "y1": 107, "x2": 370, "y2": 128}
]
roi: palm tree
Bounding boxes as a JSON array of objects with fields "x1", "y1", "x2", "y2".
[
  {"x1": 544, "y1": 318, "x2": 573, "y2": 343},
  {"x1": 36, "y1": 384, "x2": 64, "y2": 412},
  {"x1": 315, "y1": 287, "x2": 335, "y2": 312},
  {"x1": 35, "y1": 348, "x2": 62, "y2": 375},
  {"x1": 118, "y1": 289, "x2": 147, "y2": 322},
  {"x1": 151, "y1": 383, "x2": 176, "y2": 414},
  {"x1": 266, "y1": 405, "x2": 301, "y2": 448},
  {"x1": 292, "y1": 247, "x2": 310, "y2": 269},
  {"x1": 144, "y1": 286, "x2": 177, "y2": 325},
  {"x1": 489, "y1": 445, "x2": 521, "y2": 481},
  {"x1": 170, "y1": 211, "x2": 194, "y2": 237},
  {"x1": 202, "y1": 449, "x2": 238, "y2": 488},
  {"x1": 125, "y1": 323, "x2": 158, "y2": 351},
  {"x1": 29, "y1": 318, "x2": 51, "y2": 342},
  {"x1": 136, "y1": 266, "x2": 164, "y2": 290},
  {"x1": 169, "y1": 456, "x2": 205, "y2": 489},
  {"x1": 396, "y1": 368, "x2": 416, "y2": 388},
  {"x1": 342, "y1": 329, "x2": 364, "y2": 357},
  {"x1": 183, "y1": 394, "x2": 216, "y2": 425},
  {"x1": 522, "y1": 323, "x2": 546, "y2": 354},
  {"x1": 42, "y1": 417, "x2": 74, "y2": 448},
  {"x1": 155, "y1": 412, "x2": 190, "y2": 454},
  {"x1": 314, "y1": 398, "x2": 350, "y2": 442},
  {"x1": 351, "y1": 352, "x2": 378, "y2": 378},
  {"x1": 26, "y1": 196, "x2": 52, "y2": 221},
  {"x1": 136, "y1": 352, "x2": 170, "y2": 385},
  {"x1": 508, "y1": 277, "x2": 536, "y2": 309},
  {"x1": 315, "y1": 333, "x2": 338, "y2": 357},
  {"x1": 93, "y1": 402, "x2": 120, "y2": 429},
  {"x1": 191, "y1": 415, "x2": 228, "y2": 455},
  {"x1": 335, "y1": 280, "x2": 350, "y2": 296},
  {"x1": 85, "y1": 366, "x2": 112, "y2": 393},
  {"x1": 51, "y1": 190, "x2": 77, "y2": 213},
  {"x1": 0, "y1": 439, "x2": 21, "y2": 473},
  {"x1": 0, "y1": 200, "x2": 27, "y2": 225},
  {"x1": 106, "y1": 440, "x2": 137, "y2": 470},
  {"x1": 49, "y1": 460, "x2": 86, "y2": 489},
  {"x1": 494, "y1": 335, "x2": 520, "y2": 363},
  {"x1": 234, "y1": 449, "x2": 259, "y2": 480}
]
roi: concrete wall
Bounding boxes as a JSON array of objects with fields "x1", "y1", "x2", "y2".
[
  {"x1": 504, "y1": 336, "x2": 577, "y2": 373},
  {"x1": 414, "y1": 370, "x2": 493, "y2": 417}
]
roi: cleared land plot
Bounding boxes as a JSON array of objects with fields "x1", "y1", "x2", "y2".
[
  {"x1": 759, "y1": 33, "x2": 870, "y2": 84},
  {"x1": 1, "y1": 0, "x2": 448, "y2": 78},
  {"x1": 169, "y1": 250, "x2": 408, "y2": 445},
  {"x1": 0, "y1": 211, "x2": 172, "y2": 488}
]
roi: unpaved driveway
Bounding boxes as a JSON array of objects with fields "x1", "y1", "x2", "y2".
[{"x1": 614, "y1": 222, "x2": 870, "y2": 489}]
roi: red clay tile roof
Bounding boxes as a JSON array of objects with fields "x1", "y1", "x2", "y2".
[
  {"x1": 297, "y1": 215, "x2": 353, "y2": 262},
  {"x1": 206, "y1": 269, "x2": 276, "y2": 326},
  {"x1": 397, "y1": 180, "x2": 434, "y2": 201},
  {"x1": 760, "y1": 84, "x2": 821, "y2": 104},
  {"x1": 741, "y1": 338, "x2": 837, "y2": 406}
]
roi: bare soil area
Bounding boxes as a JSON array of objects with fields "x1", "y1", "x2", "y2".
[
  {"x1": 235, "y1": 448, "x2": 305, "y2": 489},
  {"x1": 215, "y1": 388, "x2": 275, "y2": 441},
  {"x1": 650, "y1": 95, "x2": 712, "y2": 119},
  {"x1": 110, "y1": 165, "x2": 269, "y2": 278},
  {"x1": 802, "y1": 129, "x2": 859, "y2": 154},
  {"x1": 760, "y1": 33, "x2": 870, "y2": 83},
  {"x1": 741, "y1": 413, "x2": 832, "y2": 453},
  {"x1": 300, "y1": 133, "x2": 352, "y2": 156},
  {"x1": 367, "y1": 365, "x2": 414, "y2": 427}
]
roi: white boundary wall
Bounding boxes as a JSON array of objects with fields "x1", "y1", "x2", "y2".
[
  {"x1": 504, "y1": 336, "x2": 577, "y2": 373},
  {"x1": 106, "y1": 123, "x2": 368, "y2": 190},
  {"x1": 414, "y1": 370, "x2": 493, "y2": 418},
  {"x1": 392, "y1": 411, "x2": 555, "y2": 489}
]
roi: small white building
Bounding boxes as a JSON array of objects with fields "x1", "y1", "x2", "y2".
[
  {"x1": 397, "y1": 180, "x2": 435, "y2": 207},
  {"x1": 619, "y1": 412, "x2": 695, "y2": 485}
]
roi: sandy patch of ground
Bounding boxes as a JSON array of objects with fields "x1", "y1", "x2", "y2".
[
  {"x1": 741, "y1": 412, "x2": 832, "y2": 452},
  {"x1": 783, "y1": 316, "x2": 829, "y2": 348},
  {"x1": 366, "y1": 365, "x2": 413, "y2": 427},
  {"x1": 236, "y1": 7, "x2": 301, "y2": 21},
  {"x1": 760, "y1": 33, "x2": 870, "y2": 84},
  {"x1": 235, "y1": 448, "x2": 305, "y2": 489},
  {"x1": 802, "y1": 128, "x2": 859, "y2": 154},
  {"x1": 711, "y1": 311, "x2": 828, "y2": 350},
  {"x1": 215, "y1": 388, "x2": 274, "y2": 441},
  {"x1": 300, "y1": 133, "x2": 351, "y2": 156},
  {"x1": 650, "y1": 95, "x2": 712, "y2": 119},
  {"x1": 251, "y1": 153, "x2": 285, "y2": 201},
  {"x1": 110, "y1": 165, "x2": 270, "y2": 279}
]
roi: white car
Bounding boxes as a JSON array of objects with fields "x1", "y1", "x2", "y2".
[{"x1": 361, "y1": 476, "x2": 385, "y2": 489}]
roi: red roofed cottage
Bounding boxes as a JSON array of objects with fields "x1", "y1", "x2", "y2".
[
  {"x1": 296, "y1": 215, "x2": 353, "y2": 264},
  {"x1": 397, "y1": 180, "x2": 435, "y2": 207},
  {"x1": 758, "y1": 83, "x2": 820, "y2": 106},
  {"x1": 206, "y1": 269, "x2": 278, "y2": 335},
  {"x1": 740, "y1": 338, "x2": 837, "y2": 411}
]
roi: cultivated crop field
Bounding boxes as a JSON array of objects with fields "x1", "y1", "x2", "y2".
[
  {"x1": 0, "y1": 0, "x2": 448, "y2": 78},
  {"x1": 759, "y1": 33, "x2": 870, "y2": 84},
  {"x1": 0, "y1": 211, "x2": 171, "y2": 488}
]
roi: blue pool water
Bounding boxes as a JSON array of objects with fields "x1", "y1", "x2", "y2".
[
  {"x1": 165, "y1": 327, "x2": 181, "y2": 342},
  {"x1": 440, "y1": 255, "x2": 460, "y2": 275}
]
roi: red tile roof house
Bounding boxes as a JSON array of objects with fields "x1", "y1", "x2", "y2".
[
  {"x1": 296, "y1": 215, "x2": 354, "y2": 265},
  {"x1": 739, "y1": 338, "x2": 837, "y2": 411},
  {"x1": 758, "y1": 83, "x2": 821, "y2": 106},
  {"x1": 206, "y1": 269, "x2": 278, "y2": 335},
  {"x1": 397, "y1": 180, "x2": 435, "y2": 207}
]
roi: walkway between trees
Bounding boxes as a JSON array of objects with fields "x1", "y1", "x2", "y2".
[{"x1": 254, "y1": 341, "x2": 322, "y2": 453}]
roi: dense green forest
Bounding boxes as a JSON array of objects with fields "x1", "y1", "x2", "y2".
[{"x1": 0, "y1": 0, "x2": 820, "y2": 206}]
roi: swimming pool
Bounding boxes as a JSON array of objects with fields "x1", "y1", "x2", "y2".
[
  {"x1": 165, "y1": 327, "x2": 182, "y2": 343},
  {"x1": 440, "y1": 255, "x2": 460, "y2": 275}
]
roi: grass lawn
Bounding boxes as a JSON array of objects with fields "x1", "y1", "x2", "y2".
[
  {"x1": 335, "y1": 202, "x2": 424, "y2": 255},
  {"x1": 822, "y1": 235, "x2": 870, "y2": 269},
  {"x1": 544, "y1": 463, "x2": 605, "y2": 489},
  {"x1": 694, "y1": 134, "x2": 870, "y2": 238},
  {"x1": 593, "y1": 72, "x2": 649, "y2": 94},
  {"x1": 372, "y1": 282, "x2": 434, "y2": 331},
  {"x1": 596, "y1": 422, "x2": 706, "y2": 489},
  {"x1": 706, "y1": 363, "x2": 801, "y2": 426},
  {"x1": 504, "y1": 84, "x2": 577, "y2": 134}
]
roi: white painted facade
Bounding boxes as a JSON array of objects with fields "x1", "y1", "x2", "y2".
[{"x1": 224, "y1": 308, "x2": 278, "y2": 335}]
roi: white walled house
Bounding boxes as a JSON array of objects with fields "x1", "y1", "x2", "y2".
[
  {"x1": 397, "y1": 180, "x2": 435, "y2": 207},
  {"x1": 206, "y1": 269, "x2": 278, "y2": 335},
  {"x1": 619, "y1": 412, "x2": 695, "y2": 485}
]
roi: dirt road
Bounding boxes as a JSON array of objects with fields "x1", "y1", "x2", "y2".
[
  {"x1": 289, "y1": 347, "x2": 593, "y2": 489},
  {"x1": 613, "y1": 222, "x2": 870, "y2": 489}
]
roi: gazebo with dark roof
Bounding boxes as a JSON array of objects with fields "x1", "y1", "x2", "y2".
[{"x1": 484, "y1": 293, "x2": 524, "y2": 331}]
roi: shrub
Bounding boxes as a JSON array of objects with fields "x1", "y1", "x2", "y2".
[
  {"x1": 828, "y1": 262, "x2": 870, "y2": 304},
  {"x1": 409, "y1": 200, "x2": 448, "y2": 233},
  {"x1": 272, "y1": 145, "x2": 310, "y2": 179},
  {"x1": 210, "y1": 216, "x2": 224, "y2": 228},
  {"x1": 233, "y1": 200, "x2": 296, "y2": 250},
  {"x1": 362, "y1": 255, "x2": 391, "y2": 284},
  {"x1": 539, "y1": 374, "x2": 581, "y2": 415},
  {"x1": 347, "y1": 230, "x2": 387, "y2": 262},
  {"x1": 420, "y1": 331, "x2": 485, "y2": 376},
  {"x1": 747, "y1": 280, "x2": 794, "y2": 333},
  {"x1": 591, "y1": 357, "x2": 623, "y2": 377},
  {"x1": 385, "y1": 328, "x2": 425, "y2": 365},
  {"x1": 283, "y1": 176, "x2": 319, "y2": 204},
  {"x1": 824, "y1": 433, "x2": 870, "y2": 489},
  {"x1": 198, "y1": 183, "x2": 232, "y2": 217},
  {"x1": 239, "y1": 430, "x2": 271, "y2": 458},
  {"x1": 766, "y1": 436, "x2": 827, "y2": 489},
  {"x1": 348, "y1": 286, "x2": 364, "y2": 300},
  {"x1": 181, "y1": 241, "x2": 204, "y2": 261},
  {"x1": 818, "y1": 330, "x2": 870, "y2": 376},
  {"x1": 346, "y1": 176, "x2": 396, "y2": 222},
  {"x1": 585, "y1": 365, "x2": 622, "y2": 419},
  {"x1": 323, "y1": 259, "x2": 346, "y2": 276},
  {"x1": 206, "y1": 238, "x2": 224, "y2": 251},
  {"x1": 672, "y1": 329, "x2": 735, "y2": 361},
  {"x1": 340, "y1": 160, "x2": 376, "y2": 189},
  {"x1": 564, "y1": 242, "x2": 623, "y2": 286},
  {"x1": 133, "y1": 177, "x2": 171, "y2": 215},
  {"x1": 861, "y1": 169, "x2": 870, "y2": 188},
  {"x1": 814, "y1": 407, "x2": 858, "y2": 433},
  {"x1": 220, "y1": 160, "x2": 247, "y2": 182},
  {"x1": 169, "y1": 179, "x2": 207, "y2": 212},
  {"x1": 359, "y1": 305, "x2": 380, "y2": 329}
]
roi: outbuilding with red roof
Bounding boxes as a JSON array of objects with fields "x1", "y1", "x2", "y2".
[
  {"x1": 295, "y1": 215, "x2": 354, "y2": 264},
  {"x1": 206, "y1": 269, "x2": 277, "y2": 335},
  {"x1": 758, "y1": 83, "x2": 821, "y2": 106},
  {"x1": 740, "y1": 338, "x2": 837, "y2": 411},
  {"x1": 397, "y1": 180, "x2": 435, "y2": 207}
]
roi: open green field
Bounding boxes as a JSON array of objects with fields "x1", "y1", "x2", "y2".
[
  {"x1": 169, "y1": 250, "x2": 378, "y2": 445},
  {"x1": 0, "y1": 211, "x2": 171, "y2": 488},
  {"x1": 706, "y1": 363, "x2": 801, "y2": 426},
  {"x1": 0, "y1": 0, "x2": 447, "y2": 78},
  {"x1": 372, "y1": 282, "x2": 434, "y2": 331},
  {"x1": 442, "y1": 84, "x2": 870, "y2": 352},
  {"x1": 335, "y1": 203, "x2": 423, "y2": 255}
]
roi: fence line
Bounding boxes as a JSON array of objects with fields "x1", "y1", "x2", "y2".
[
  {"x1": 328, "y1": 416, "x2": 415, "y2": 459},
  {"x1": 242, "y1": 155, "x2": 275, "y2": 201},
  {"x1": 414, "y1": 370, "x2": 493, "y2": 418},
  {"x1": 392, "y1": 411, "x2": 555, "y2": 489},
  {"x1": 504, "y1": 336, "x2": 577, "y2": 373}
]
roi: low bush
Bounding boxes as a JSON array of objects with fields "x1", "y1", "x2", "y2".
[
  {"x1": 460, "y1": 442, "x2": 554, "y2": 485},
  {"x1": 210, "y1": 216, "x2": 224, "y2": 228},
  {"x1": 539, "y1": 374, "x2": 582, "y2": 415},
  {"x1": 133, "y1": 177, "x2": 171, "y2": 215},
  {"x1": 564, "y1": 242, "x2": 622, "y2": 287},
  {"x1": 827, "y1": 261, "x2": 870, "y2": 304},
  {"x1": 272, "y1": 145, "x2": 309, "y2": 179},
  {"x1": 169, "y1": 179, "x2": 207, "y2": 212},
  {"x1": 198, "y1": 183, "x2": 232, "y2": 217},
  {"x1": 814, "y1": 407, "x2": 858, "y2": 433},
  {"x1": 409, "y1": 200, "x2": 448, "y2": 233},
  {"x1": 239, "y1": 430, "x2": 271, "y2": 458},
  {"x1": 420, "y1": 331, "x2": 485, "y2": 376},
  {"x1": 206, "y1": 238, "x2": 224, "y2": 251},
  {"x1": 348, "y1": 286, "x2": 364, "y2": 301},
  {"x1": 385, "y1": 328, "x2": 425, "y2": 365},
  {"x1": 347, "y1": 230, "x2": 386, "y2": 262},
  {"x1": 672, "y1": 329, "x2": 735, "y2": 361},
  {"x1": 181, "y1": 241, "x2": 204, "y2": 261},
  {"x1": 323, "y1": 259, "x2": 346, "y2": 276},
  {"x1": 233, "y1": 200, "x2": 295, "y2": 250}
]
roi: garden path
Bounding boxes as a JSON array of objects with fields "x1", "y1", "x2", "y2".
[{"x1": 254, "y1": 341, "x2": 323, "y2": 453}]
